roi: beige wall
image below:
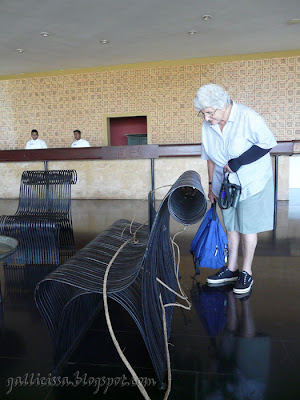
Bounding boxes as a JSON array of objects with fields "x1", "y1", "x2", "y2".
[
  {"x1": 277, "y1": 156, "x2": 290, "y2": 200},
  {"x1": 0, "y1": 51, "x2": 299, "y2": 150},
  {"x1": 0, "y1": 159, "x2": 205, "y2": 200},
  {"x1": 0, "y1": 51, "x2": 297, "y2": 201},
  {"x1": 0, "y1": 157, "x2": 289, "y2": 200}
]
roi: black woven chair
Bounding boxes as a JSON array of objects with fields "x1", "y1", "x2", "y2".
[
  {"x1": 0, "y1": 170, "x2": 77, "y2": 267},
  {"x1": 35, "y1": 170, "x2": 207, "y2": 386}
]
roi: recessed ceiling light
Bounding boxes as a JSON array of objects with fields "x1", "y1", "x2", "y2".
[
  {"x1": 287, "y1": 18, "x2": 300, "y2": 25},
  {"x1": 41, "y1": 32, "x2": 50, "y2": 37},
  {"x1": 188, "y1": 30, "x2": 198, "y2": 35},
  {"x1": 99, "y1": 39, "x2": 109, "y2": 44},
  {"x1": 202, "y1": 15, "x2": 212, "y2": 21},
  {"x1": 16, "y1": 48, "x2": 24, "y2": 53}
]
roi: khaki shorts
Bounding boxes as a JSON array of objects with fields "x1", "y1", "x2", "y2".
[{"x1": 221, "y1": 177, "x2": 274, "y2": 234}]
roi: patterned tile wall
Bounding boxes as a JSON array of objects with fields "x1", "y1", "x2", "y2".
[{"x1": 0, "y1": 56, "x2": 299, "y2": 149}]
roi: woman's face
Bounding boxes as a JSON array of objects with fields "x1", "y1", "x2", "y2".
[{"x1": 201, "y1": 107, "x2": 226, "y2": 125}]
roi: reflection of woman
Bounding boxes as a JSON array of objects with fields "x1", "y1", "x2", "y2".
[
  {"x1": 204, "y1": 289, "x2": 270, "y2": 400},
  {"x1": 194, "y1": 84, "x2": 277, "y2": 295},
  {"x1": 219, "y1": 292, "x2": 270, "y2": 400}
]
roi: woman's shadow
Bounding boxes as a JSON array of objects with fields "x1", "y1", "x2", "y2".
[{"x1": 190, "y1": 281, "x2": 270, "y2": 399}]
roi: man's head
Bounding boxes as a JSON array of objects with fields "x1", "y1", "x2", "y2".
[
  {"x1": 73, "y1": 130, "x2": 81, "y2": 141},
  {"x1": 31, "y1": 129, "x2": 39, "y2": 140}
]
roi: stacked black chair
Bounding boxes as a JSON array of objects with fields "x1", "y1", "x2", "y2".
[
  {"x1": 0, "y1": 170, "x2": 77, "y2": 268},
  {"x1": 35, "y1": 170, "x2": 207, "y2": 386}
]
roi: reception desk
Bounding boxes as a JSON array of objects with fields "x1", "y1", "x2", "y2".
[{"x1": 0, "y1": 142, "x2": 295, "y2": 201}]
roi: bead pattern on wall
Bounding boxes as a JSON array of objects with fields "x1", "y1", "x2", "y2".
[{"x1": 0, "y1": 56, "x2": 299, "y2": 149}]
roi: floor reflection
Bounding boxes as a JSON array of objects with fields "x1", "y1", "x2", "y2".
[
  {"x1": 191, "y1": 283, "x2": 270, "y2": 399},
  {"x1": 0, "y1": 196, "x2": 299, "y2": 399}
]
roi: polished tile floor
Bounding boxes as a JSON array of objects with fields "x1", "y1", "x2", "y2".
[{"x1": 0, "y1": 191, "x2": 299, "y2": 399}]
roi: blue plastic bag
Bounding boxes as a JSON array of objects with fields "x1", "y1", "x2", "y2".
[{"x1": 190, "y1": 203, "x2": 228, "y2": 274}]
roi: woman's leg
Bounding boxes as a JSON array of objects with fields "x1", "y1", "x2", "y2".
[
  {"x1": 227, "y1": 230, "x2": 240, "y2": 272},
  {"x1": 240, "y1": 233, "x2": 257, "y2": 275}
]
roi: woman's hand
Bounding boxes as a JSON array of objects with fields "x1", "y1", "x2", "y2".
[
  {"x1": 208, "y1": 187, "x2": 218, "y2": 204},
  {"x1": 224, "y1": 163, "x2": 234, "y2": 173}
]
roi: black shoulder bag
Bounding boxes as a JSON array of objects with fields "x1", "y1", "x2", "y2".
[{"x1": 218, "y1": 172, "x2": 241, "y2": 210}]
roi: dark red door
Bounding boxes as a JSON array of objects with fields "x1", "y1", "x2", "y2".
[{"x1": 110, "y1": 116, "x2": 147, "y2": 146}]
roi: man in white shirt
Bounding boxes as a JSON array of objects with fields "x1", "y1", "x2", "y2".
[
  {"x1": 71, "y1": 130, "x2": 90, "y2": 148},
  {"x1": 25, "y1": 129, "x2": 47, "y2": 149},
  {"x1": 193, "y1": 84, "x2": 277, "y2": 295}
]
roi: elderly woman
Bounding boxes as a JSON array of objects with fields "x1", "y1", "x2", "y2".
[{"x1": 194, "y1": 84, "x2": 277, "y2": 295}]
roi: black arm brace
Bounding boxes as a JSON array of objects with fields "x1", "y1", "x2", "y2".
[{"x1": 228, "y1": 145, "x2": 271, "y2": 172}]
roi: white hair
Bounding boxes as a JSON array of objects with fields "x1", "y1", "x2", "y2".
[{"x1": 193, "y1": 84, "x2": 231, "y2": 111}]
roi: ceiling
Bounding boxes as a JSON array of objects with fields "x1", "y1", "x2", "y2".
[{"x1": 0, "y1": 0, "x2": 299, "y2": 76}]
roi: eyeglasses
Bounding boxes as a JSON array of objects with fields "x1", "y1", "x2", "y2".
[{"x1": 197, "y1": 109, "x2": 217, "y2": 118}]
